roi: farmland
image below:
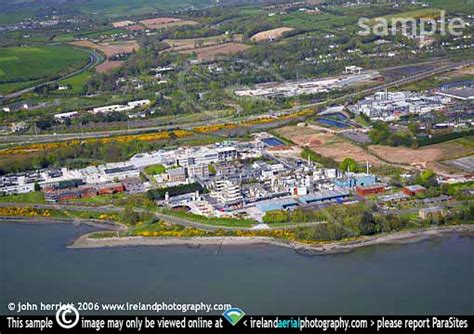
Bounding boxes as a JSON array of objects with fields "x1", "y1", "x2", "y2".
[
  {"x1": 163, "y1": 34, "x2": 242, "y2": 52},
  {"x1": 71, "y1": 40, "x2": 139, "y2": 58},
  {"x1": 139, "y1": 17, "x2": 198, "y2": 30},
  {"x1": 275, "y1": 125, "x2": 385, "y2": 166},
  {"x1": 71, "y1": 40, "x2": 139, "y2": 73},
  {"x1": 368, "y1": 137, "x2": 474, "y2": 174},
  {"x1": 176, "y1": 43, "x2": 250, "y2": 61},
  {"x1": 0, "y1": 45, "x2": 90, "y2": 94},
  {"x1": 274, "y1": 126, "x2": 474, "y2": 175},
  {"x1": 250, "y1": 27, "x2": 294, "y2": 42}
]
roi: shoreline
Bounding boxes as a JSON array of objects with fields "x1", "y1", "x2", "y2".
[
  {"x1": 69, "y1": 224, "x2": 474, "y2": 255},
  {"x1": 0, "y1": 216, "x2": 123, "y2": 231}
]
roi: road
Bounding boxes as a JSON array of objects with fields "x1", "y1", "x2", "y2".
[
  {"x1": 2, "y1": 47, "x2": 104, "y2": 100},
  {"x1": 1, "y1": 60, "x2": 471, "y2": 146}
]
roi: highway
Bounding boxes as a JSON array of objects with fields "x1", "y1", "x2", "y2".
[{"x1": 1, "y1": 59, "x2": 471, "y2": 146}]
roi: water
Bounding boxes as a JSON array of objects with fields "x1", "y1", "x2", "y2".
[
  {"x1": 321, "y1": 113, "x2": 348, "y2": 121},
  {"x1": 316, "y1": 118, "x2": 350, "y2": 129},
  {"x1": 1, "y1": 222, "x2": 473, "y2": 315},
  {"x1": 262, "y1": 137, "x2": 286, "y2": 147}
]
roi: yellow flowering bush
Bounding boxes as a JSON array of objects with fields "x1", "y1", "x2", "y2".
[{"x1": 0, "y1": 207, "x2": 51, "y2": 217}]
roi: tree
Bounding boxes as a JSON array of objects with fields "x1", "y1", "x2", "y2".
[
  {"x1": 340, "y1": 158, "x2": 358, "y2": 173},
  {"x1": 262, "y1": 211, "x2": 289, "y2": 224},
  {"x1": 416, "y1": 169, "x2": 438, "y2": 188},
  {"x1": 360, "y1": 211, "x2": 376, "y2": 236},
  {"x1": 34, "y1": 182, "x2": 41, "y2": 192},
  {"x1": 122, "y1": 206, "x2": 140, "y2": 226},
  {"x1": 368, "y1": 122, "x2": 390, "y2": 144}
]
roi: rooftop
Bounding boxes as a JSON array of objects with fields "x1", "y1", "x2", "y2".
[{"x1": 256, "y1": 198, "x2": 299, "y2": 212}]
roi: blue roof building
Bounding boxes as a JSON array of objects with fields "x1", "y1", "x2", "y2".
[
  {"x1": 299, "y1": 190, "x2": 350, "y2": 204},
  {"x1": 256, "y1": 198, "x2": 299, "y2": 212},
  {"x1": 334, "y1": 174, "x2": 376, "y2": 188}
]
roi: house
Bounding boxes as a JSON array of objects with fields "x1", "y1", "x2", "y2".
[{"x1": 403, "y1": 185, "x2": 426, "y2": 196}]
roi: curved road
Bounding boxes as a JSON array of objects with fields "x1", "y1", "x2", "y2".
[{"x1": 2, "y1": 47, "x2": 104, "y2": 100}]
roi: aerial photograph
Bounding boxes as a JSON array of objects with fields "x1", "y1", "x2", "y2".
[{"x1": 0, "y1": 0, "x2": 472, "y2": 332}]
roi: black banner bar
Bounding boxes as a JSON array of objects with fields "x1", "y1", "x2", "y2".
[{"x1": 1, "y1": 315, "x2": 473, "y2": 333}]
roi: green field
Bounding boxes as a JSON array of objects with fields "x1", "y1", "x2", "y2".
[
  {"x1": 374, "y1": 8, "x2": 443, "y2": 22},
  {"x1": 424, "y1": 0, "x2": 474, "y2": 13},
  {"x1": 1, "y1": 0, "x2": 212, "y2": 22},
  {"x1": 73, "y1": 0, "x2": 212, "y2": 16},
  {"x1": 0, "y1": 45, "x2": 90, "y2": 94},
  {"x1": 57, "y1": 71, "x2": 93, "y2": 94},
  {"x1": 144, "y1": 164, "x2": 166, "y2": 175},
  {"x1": 0, "y1": 192, "x2": 45, "y2": 204},
  {"x1": 269, "y1": 12, "x2": 355, "y2": 32}
]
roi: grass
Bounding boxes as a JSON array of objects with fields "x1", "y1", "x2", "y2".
[
  {"x1": 76, "y1": 0, "x2": 212, "y2": 16},
  {"x1": 144, "y1": 164, "x2": 166, "y2": 175},
  {"x1": 0, "y1": 11, "x2": 34, "y2": 24},
  {"x1": 300, "y1": 147, "x2": 338, "y2": 168},
  {"x1": 269, "y1": 12, "x2": 355, "y2": 32},
  {"x1": 401, "y1": 73, "x2": 474, "y2": 92},
  {"x1": 0, "y1": 0, "x2": 212, "y2": 24},
  {"x1": 373, "y1": 8, "x2": 443, "y2": 23},
  {"x1": 424, "y1": 0, "x2": 474, "y2": 14},
  {"x1": 355, "y1": 115, "x2": 371, "y2": 128},
  {"x1": 0, "y1": 45, "x2": 90, "y2": 94},
  {"x1": 77, "y1": 28, "x2": 123, "y2": 39},
  {"x1": 57, "y1": 71, "x2": 92, "y2": 94},
  {"x1": 53, "y1": 33, "x2": 76, "y2": 42},
  {"x1": 67, "y1": 192, "x2": 128, "y2": 205},
  {"x1": 454, "y1": 136, "x2": 474, "y2": 149},
  {"x1": 0, "y1": 79, "x2": 42, "y2": 95},
  {"x1": 0, "y1": 191, "x2": 45, "y2": 204}
]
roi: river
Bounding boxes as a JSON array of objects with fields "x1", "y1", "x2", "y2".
[{"x1": 0, "y1": 222, "x2": 472, "y2": 315}]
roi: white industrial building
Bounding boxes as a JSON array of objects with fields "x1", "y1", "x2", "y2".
[
  {"x1": 90, "y1": 99, "x2": 150, "y2": 114},
  {"x1": 349, "y1": 91, "x2": 451, "y2": 121},
  {"x1": 54, "y1": 111, "x2": 79, "y2": 122},
  {"x1": 211, "y1": 180, "x2": 243, "y2": 206}
]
